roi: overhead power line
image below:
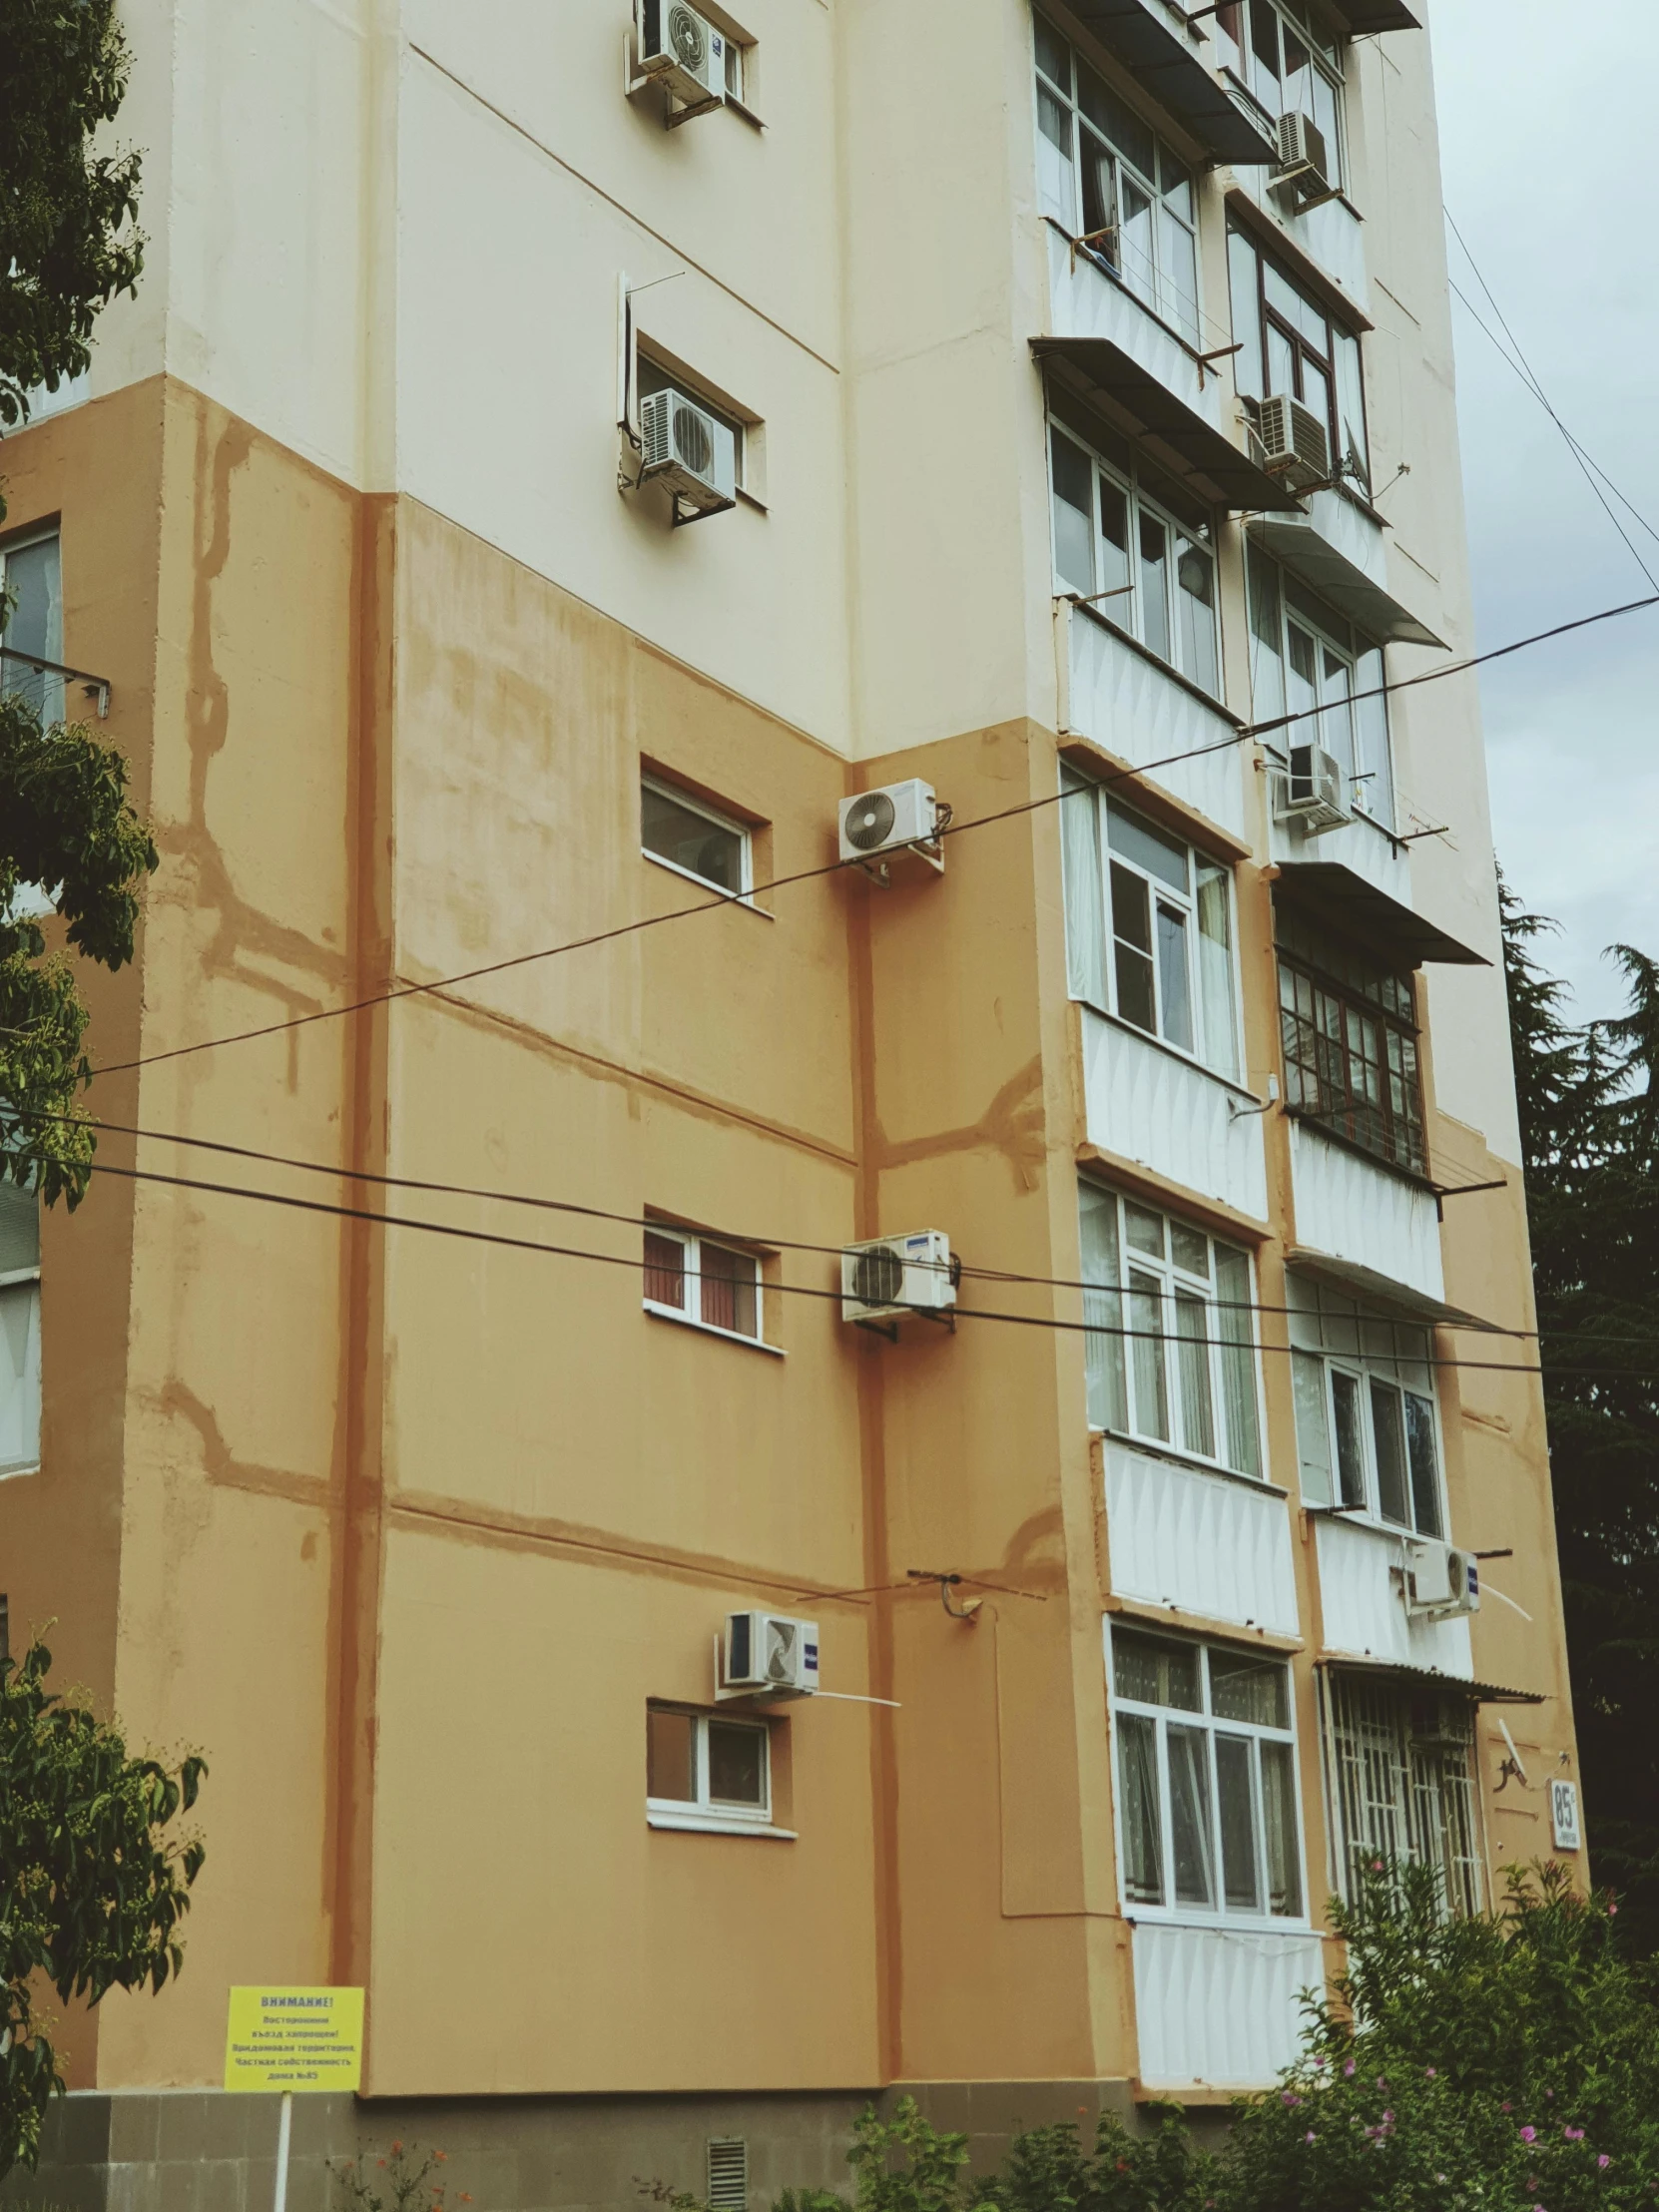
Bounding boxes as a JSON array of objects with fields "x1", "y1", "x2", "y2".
[
  {"x1": 79, "y1": 1156, "x2": 1659, "y2": 1382},
  {"x1": 25, "y1": 1106, "x2": 1659, "y2": 1354},
  {"x1": 88, "y1": 589, "x2": 1659, "y2": 1081}
]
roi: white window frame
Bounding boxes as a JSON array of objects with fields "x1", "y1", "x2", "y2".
[
  {"x1": 0, "y1": 526, "x2": 66, "y2": 728},
  {"x1": 1246, "y1": 546, "x2": 1392, "y2": 830},
  {"x1": 0, "y1": 1181, "x2": 42, "y2": 1479},
  {"x1": 1216, "y1": 0, "x2": 1348, "y2": 190},
  {"x1": 1109, "y1": 1626, "x2": 1310, "y2": 1929},
  {"x1": 1049, "y1": 418, "x2": 1223, "y2": 702},
  {"x1": 1032, "y1": 14, "x2": 1203, "y2": 347},
  {"x1": 643, "y1": 1221, "x2": 779, "y2": 1355},
  {"x1": 1288, "y1": 1275, "x2": 1445, "y2": 1536},
  {"x1": 1079, "y1": 1181, "x2": 1265, "y2": 1479},
  {"x1": 1060, "y1": 770, "x2": 1241, "y2": 1080},
  {"x1": 646, "y1": 1705, "x2": 791, "y2": 1837},
  {"x1": 640, "y1": 773, "x2": 756, "y2": 901},
  {"x1": 1322, "y1": 1672, "x2": 1485, "y2": 1918}
]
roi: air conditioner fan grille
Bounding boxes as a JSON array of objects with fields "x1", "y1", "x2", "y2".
[
  {"x1": 674, "y1": 403, "x2": 714, "y2": 478},
  {"x1": 845, "y1": 791, "x2": 898, "y2": 850},
  {"x1": 853, "y1": 1245, "x2": 905, "y2": 1309},
  {"x1": 668, "y1": 2, "x2": 708, "y2": 70}
]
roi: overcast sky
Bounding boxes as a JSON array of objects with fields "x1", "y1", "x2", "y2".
[{"x1": 1429, "y1": 0, "x2": 1659, "y2": 1025}]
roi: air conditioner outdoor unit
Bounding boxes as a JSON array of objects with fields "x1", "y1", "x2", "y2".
[
  {"x1": 1274, "y1": 111, "x2": 1333, "y2": 202},
  {"x1": 838, "y1": 781, "x2": 940, "y2": 865},
  {"x1": 639, "y1": 387, "x2": 737, "y2": 515},
  {"x1": 721, "y1": 1610, "x2": 820, "y2": 1699},
  {"x1": 1278, "y1": 743, "x2": 1351, "y2": 832},
  {"x1": 841, "y1": 1232, "x2": 957, "y2": 1327},
  {"x1": 1256, "y1": 390, "x2": 1331, "y2": 494},
  {"x1": 1404, "y1": 1541, "x2": 1481, "y2": 1620},
  {"x1": 639, "y1": 0, "x2": 727, "y2": 106}
]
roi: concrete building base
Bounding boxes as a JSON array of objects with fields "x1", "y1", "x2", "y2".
[{"x1": 0, "y1": 2082, "x2": 1199, "y2": 2212}]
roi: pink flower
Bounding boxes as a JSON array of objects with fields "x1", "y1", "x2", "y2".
[
  {"x1": 1598, "y1": 2155, "x2": 1611, "y2": 2170},
  {"x1": 1282, "y1": 2092, "x2": 1302, "y2": 2107},
  {"x1": 1609, "y1": 1902, "x2": 1618, "y2": 1916},
  {"x1": 1502, "y1": 2102, "x2": 1513, "y2": 2114},
  {"x1": 1305, "y1": 2131, "x2": 1317, "y2": 2144},
  {"x1": 1520, "y1": 2126, "x2": 1537, "y2": 2144},
  {"x1": 1344, "y1": 2060, "x2": 1357, "y2": 2077},
  {"x1": 1565, "y1": 2127, "x2": 1585, "y2": 2142}
]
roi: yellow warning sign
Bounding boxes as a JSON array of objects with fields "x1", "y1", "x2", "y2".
[{"x1": 224, "y1": 1986, "x2": 364, "y2": 2093}]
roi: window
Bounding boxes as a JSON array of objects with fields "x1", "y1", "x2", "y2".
[
  {"x1": 1061, "y1": 772, "x2": 1239, "y2": 1078},
  {"x1": 1324, "y1": 1674, "x2": 1483, "y2": 1917},
  {"x1": 1111, "y1": 1628, "x2": 1304, "y2": 1922},
  {"x1": 1216, "y1": 0, "x2": 1346, "y2": 189},
  {"x1": 647, "y1": 1705, "x2": 773, "y2": 1831},
  {"x1": 1049, "y1": 419, "x2": 1221, "y2": 698},
  {"x1": 1247, "y1": 547, "x2": 1392, "y2": 829},
  {"x1": 1033, "y1": 17, "x2": 1202, "y2": 346},
  {"x1": 644, "y1": 1224, "x2": 765, "y2": 1345},
  {"x1": 1079, "y1": 1183, "x2": 1262, "y2": 1477},
  {"x1": 1276, "y1": 905, "x2": 1424, "y2": 1175},
  {"x1": 1288, "y1": 1275, "x2": 1443, "y2": 1533},
  {"x1": 0, "y1": 530, "x2": 65, "y2": 725},
  {"x1": 0, "y1": 1180, "x2": 41, "y2": 1477},
  {"x1": 1228, "y1": 226, "x2": 1369, "y2": 490},
  {"x1": 641, "y1": 775, "x2": 752, "y2": 897}
]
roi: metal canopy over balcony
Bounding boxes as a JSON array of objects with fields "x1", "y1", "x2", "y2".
[
  {"x1": 1285, "y1": 1244, "x2": 1492, "y2": 1331},
  {"x1": 1316, "y1": 1657, "x2": 1541, "y2": 1706},
  {"x1": 1034, "y1": 335, "x2": 1304, "y2": 513},
  {"x1": 1065, "y1": 0, "x2": 1279, "y2": 166},
  {"x1": 1247, "y1": 504, "x2": 1446, "y2": 649},
  {"x1": 1322, "y1": 0, "x2": 1421, "y2": 32},
  {"x1": 1275, "y1": 858, "x2": 1488, "y2": 967}
]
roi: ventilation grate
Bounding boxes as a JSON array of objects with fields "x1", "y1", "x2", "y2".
[{"x1": 707, "y1": 2139, "x2": 749, "y2": 2212}]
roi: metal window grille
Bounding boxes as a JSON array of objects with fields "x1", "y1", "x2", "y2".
[
  {"x1": 1324, "y1": 1675, "x2": 1484, "y2": 1919},
  {"x1": 1274, "y1": 910, "x2": 1424, "y2": 1176},
  {"x1": 706, "y1": 2139, "x2": 749, "y2": 2212}
]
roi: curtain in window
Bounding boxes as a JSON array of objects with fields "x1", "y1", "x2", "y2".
[
  {"x1": 1173, "y1": 1288, "x2": 1215, "y2": 1458},
  {"x1": 1116, "y1": 1712, "x2": 1165, "y2": 1904},
  {"x1": 699, "y1": 1243, "x2": 756, "y2": 1337},
  {"x1": 1214, "y1": 1245, "x2": 1261, "y2": 1475},
  {"x1": 1079, "y1": 1183, "x2": 1128, "y2": 1430},
  {"x1": 1060, "y1": 769, "x2": 1106, "y2": 1006},
  {"x1": 1260, "y1": 1739, "x2": 1303, "y2": 1916},
  {"x1": 644, "y1": 1231, "x2": 686, "y2": 1309},
  {"x1": 1167, "y1": 1725, "x2": 1216, "y2": 1907},
  {"x1": 1196, "y1": 863, "x2": 1237, "y2": 1078},
  {"x1": 1215, "y1": 1734, "x2": 1261, "y2": 1911}
]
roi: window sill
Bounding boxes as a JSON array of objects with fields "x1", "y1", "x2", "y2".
[
  {"x1": 735, "y1": 486, "x2": 769, "y2": 515},
  {"x1": 0, "y1": 1267, "x2": 41, "y2": 1292},
  {"x1": 644, "y1": 1302, "x2": 785, "y2": 1357},
  {"x1": 0, "y1": 1462, "x2": 42, "y2": 1482},
  {"x1": 648, "y1": 1807, "x2": 796, "y2": 1839},
  {"x1": 1094, "y1": 1428, "x2": 1287, "y2": 1500},
  {"x1": 1077, "y1": 1002, "x2": 1261, "y2": 1106},
  {"x1": 1306, "y1": 1505, "x2": 1436, "y2": 1546},
  {"x1": 725, "y1": 95, "x2": 765, "y2": 132},
  {"x1": 642, "y1": 849, "x2": 773, "y2": 916},
  {"x1": 1068, "y1": 598, "x2": 1242, "y2": 728}
]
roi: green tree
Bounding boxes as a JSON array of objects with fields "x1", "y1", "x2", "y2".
[
  {"x1": 0, "y1": 1637, "x2": 206, "y2": 2181},
  {"x1": 0, "y1": 0, "x2": 143, "y2": 434},
  {"x1": 1501, "y1": 879, "x2": 1659, "y2": 1956}
]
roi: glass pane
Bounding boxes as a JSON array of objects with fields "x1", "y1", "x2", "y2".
[
  {"x1": 1115, "y1": 1711, "x2": 1165, "y2": 1905},
  {"x1": 642, "y1": 784, "x2": 745, "y2": 892},
  {"x1": 1405, "y1": 1392, "x2": 1443, "y2": 1537},
  {"x1": 1106, "y1": 802, "x2": 1188, "y2": 893},
  {"x1": 1214, "y1": 1245, "x2": 1261, "y2": 1475},
  {"x1": 1210, "y1": 1650, "x2": 1290, "y2": 1729},
  {"x1": 0, "y1": 1279, "x2": 41, "y2": 1473},
  {"x1": 1156, "y1": 902, "x2": 1194, "y2": 1053},
  {"x1": 1216, "y1": 1735, "x2": 1261, "y2": 1912},
  {"x1": 1173, "y1": 1288, "x2": 1215, "y2": 1457},
  {"x1": 1335, "y1": 326, "x2": 1369, "y2": 484},
  {"x1": 1228, "y1": 229, "x2": 1265, "y2": 401},
  {"x1": 1111, "y1": 864, "x2": 1156, "y2": 1031},
  {"x1": 1098, "y1": 476, "x2": 1132, "y2": 592},
  {"x1": 1, "y1": 537, "x2": 65, "y2": 723},
  {"x1": 1267, "y1": 321, "x2": 1297, "y2": 402},
  {"x1": 1301, "y1": 356, "x2": 1332, "y2": 445},
  {"x1": 1050, "y1": 430, "x2": 1095, "y2": 595},
  {"x1": 644, "y1": 1230, "x2": 686, "y2": 1310},
  {"x1": 1113, "y1": 1628, "x2": 1202, "y2": 1711},
  {"x1": 1354, "y1": 644, "x2": 1392, "y2": 829},
  {"x1": 1124, "y1": 1203, "x2": 1165, "y2": 1260},
  {"x1": 1081, "y1": 133, "x2": 1116, "y2": 244},
  {"x1": 1119, "y1": 177, "x2": 1155, "y2": 307},
  {"x1": 1261, "y1": 1740, "x2": 1303, "y2": 1917},
  {"x1": 1060, "y1": 768, "x2": 1107, "y2": 1005},
  {"x1": 1250, "y1": 0, "x2": 1282, "y2": 80},
  {"x1": 1332, "y1": 1369, "x2": 1367, "y2": 1508},
  {"x1": 1160, "y1": 207, "x2": 1200, "y2": 346},
  {"x1": 1129, "y1": 1271, "x2": 1170, "y2": 1441},
  {"x1": 1034, "y1": 15, "x2": 1071, "y2": 91},
  {"x1": 1371, "y1": 1380, "x2": 1410, "y2": 1526},
  {"x1": 698, "y1": 1242, "x2": 758, "y2": 1338},
  {"x1": 1171, "y1": 1223, "x2": 1209, "y2": 1278},
  {"x1": 1115, "y1": 943, "x2": 1156, "y2": 1033},
  {"x1": 1176, "y1": 539, "x2": 1219, "y2": 696},
  {"x1": 1082, "y1": 71, "x2": 1155, "y2": 181},
  {"x1": 707, "y1": 1721, "x2": 767, "y2": 1808},
  {"x1": 1312, "y1": 69, "x2": 1342, "y2": 190},
  {"x1": 1195, "y1": 864, "x2": 1238, "y2": 1078},
  {"x1": 1079, "y1": 1183, "x2": 1128, "y2": 1431},
  {"x1": 1292, "y1": 1349, "x2": 1333, "y2": 1504},
  {"x1": 1168, "y1": 1726, "x2": 1216, "y2": 1907},
  {"x1": 1138, "y1": 509, "x2": 1170, "y2": 660},
  {"x1": 647, "y1": 1708, "x2": 697, "y2": 1802},
  {"x1": 0, "y1": 1181, "x2": 41, "y2": 1275},
  {"x1": 1159, "y1": 148, "x2": 1193, "y2": 219}
]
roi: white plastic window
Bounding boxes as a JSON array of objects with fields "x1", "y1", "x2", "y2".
[
  {"x1": 647, "y1": 1706, "x2": 771, "y2": 1825},
  {"x1": 1245, "y1": 547, "x2": 1391, "y2": 827},
  {"x1": 1228, "y1": 228, "x2": 1370, "y2": 489},
  {"x1": 0, "y1": 1180, "x2": 42, "y2": 1478},
  {"x1": 644, "y1": 1224, "x2": 763, "y2": 1344},
  {"x1": 1288, "y1": 1274, "x2": 1444, "y2": 1535},
  {"x1": 1079, "y1": 1182, "x2": 1263, "y2": 1477},
  {"x1": 641, "y1": 776, "x2": 753, "y2": 897},
  {"x1": 1111, "y1": 1627, "x2": 1305, "y2": 1924},
  {"x1": 0, "y1": 530, "x2": 65, "y2": 725}
]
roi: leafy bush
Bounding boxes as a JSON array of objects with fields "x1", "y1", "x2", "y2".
[{"x1": 330, "y1": 2139, "x2": 469, "y2": 2212}]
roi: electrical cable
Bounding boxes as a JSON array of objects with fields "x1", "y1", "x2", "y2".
[
  {"x1": 76, "y1": 1156, "x2": 1659, "y2": 1382},
  {"x1": 86, "y1": 587, "x2": 1659, "y2": 1081}
]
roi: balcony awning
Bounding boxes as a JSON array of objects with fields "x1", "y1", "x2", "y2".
[
  {"x1": 1033, "y1": 335, "x2": 1304, "y2": 513},
  {"x1": 1323, "y1": 0, "x2": 1421, "y2": 31},
  {"x1": 1285, "y1": 1245, "x2": 1496, "y2": 1332},
  {"x1": 1247, "y1": 511, "x2": 1446, "y2": 649},
  {"x1": 1275, "y1": 858, "x2": 1489, "y2": 967},
  {"x1": 1317, "y1": 1656, "x2": 1543, "y2": 1707},
  {"x1": 1066, "y1": 0, "x2": 1280, "y2": 166}
]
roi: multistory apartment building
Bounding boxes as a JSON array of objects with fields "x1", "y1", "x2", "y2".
[{"x1": 0, "y1": 0, "x2": 1582, "y2": 2204}]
